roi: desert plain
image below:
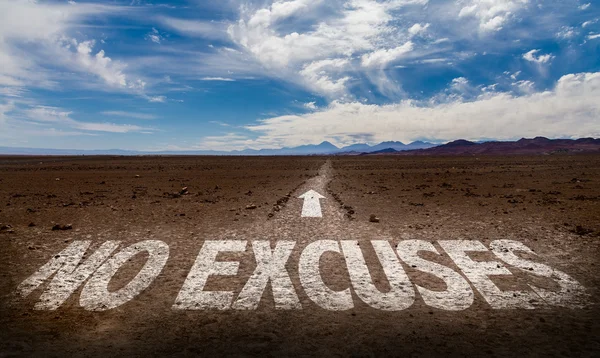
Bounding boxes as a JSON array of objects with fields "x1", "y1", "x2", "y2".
[{"x1": 0, "y1": 154, "x2": 599, "y2": 356}]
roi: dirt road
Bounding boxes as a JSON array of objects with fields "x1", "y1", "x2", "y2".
[{"x1": 1, "y1": 156, "x2": 599, "y2": 356}]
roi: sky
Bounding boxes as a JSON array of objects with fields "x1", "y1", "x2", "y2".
[{"x1": 0, "y1": 0, "x2": 599, "y2": 151}]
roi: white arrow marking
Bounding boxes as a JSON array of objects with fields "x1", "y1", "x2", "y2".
[{"x1": 299, "y1": 190, "x2": 325, "y2": 218}]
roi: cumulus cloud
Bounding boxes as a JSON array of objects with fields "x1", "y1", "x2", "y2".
[
  {"x1": 0, "y1": 0, "x2": 160, "y2": 101},
  {"x1": 458, "y1": 0, "x2": 529, "y2": 32},
  {"x1": 408, "y1": 23, "x2": 430, "y2": 37},
  {"x1": 299, "y1": 58, "x2": 351, "y2": 95},
  {"x1": 198, "y1": 71, "x2": 600, "y2": 149},
  {"x1": 0, "y1": 1, "x2": 118, "y2": 88},
  {"x1": 304, "y1": 102, "x2": 317, "y2": 110},
  {"x1": 523, "y1": 49, "x2": 555, "y2": 64},
  {"x1": 227, "y1": 0, "x2": 429, "y2": 96}
]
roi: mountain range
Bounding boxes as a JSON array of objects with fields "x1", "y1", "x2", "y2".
[
  {"x1": 0, "y1": 141, "x2": 435, "y2": 156},
  {"x1": 384, "y1": 137, "x2": 600, "y2": 156},
  {"x1": 1, "y1": 138, "x2": 599, "y2": 156}
]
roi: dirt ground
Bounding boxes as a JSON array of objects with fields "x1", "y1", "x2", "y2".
[{"x1": 0, "y1": 155, "x2": 599, "y2": 357}]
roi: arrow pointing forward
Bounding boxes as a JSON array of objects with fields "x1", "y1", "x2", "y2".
[{"x1": 298, "y1": 190, "x2": 325, "y2": 218}]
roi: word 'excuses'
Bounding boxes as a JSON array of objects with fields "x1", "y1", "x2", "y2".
[{"x1": 16, "y1": 240, "x2": 587, "y2": 311}]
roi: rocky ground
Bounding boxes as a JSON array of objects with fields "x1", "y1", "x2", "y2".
[{"x1": 0, "y1": 155, "x2": 598, "y2": 357}]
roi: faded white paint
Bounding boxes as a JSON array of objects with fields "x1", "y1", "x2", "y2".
[
  {"x1": 341, "y1": 241, "x2": 415, "y2": 311},
  {"x1": 299, "y1": 240, "x2": 354, "y2": 310},
  {"x1": 396, "y1": 240, "x2": 474, "y2": 311},
  {"x1": 173, "y1": 240, "x2": 247, "y2": 310},
  {"x1": 16, "y1": 240, "x2": 120, "y2": 310},
  {"x1": 233, "y1": 241, "x2": 301, "y2": 310},
  {"x1": 490, "y1": 240, "x2": 588, "y2": 308},
  {"x1": 298, "y1": 189, "x2": 325, "y2": 218},
  {"x1": 14, "y1": 239, "x2": 588, "y2": 311},
  {"x1": 439, "y1": 240, "x2": 540, "y2": 309},
  {"x1": 80, "y1": 240, "x2": 169, "y2": 311}
]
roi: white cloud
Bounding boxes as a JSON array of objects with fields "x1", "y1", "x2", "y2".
[
  {"x1": 201, "y1": 77, "x2": 236, "y2": 81},
  {"x1": 0, "y1": 0, "x2": 165, "y2": 104},
  {"x1": 408, "y1": 23, "x2": 430, "y2": 36},
  {"x1": 361, "y1": 42, "x2": 414, "y2": 68},
  {"x1": 304, "y1": 102, "x2": 317, "y2": 110},
  {"x1": 579, "y1": 3, "x2": 591, "y2": 10},
  {"x1": 450, "y1": 77, "x2": 469, "y2": 91},
  {"x1": 148, "y1": 96, "x2": 167, "y2": 103},
  {"x1": 458, "y1": 0, "x2": 530, "y2": 32},
  {"x1": 523, "y1": 49, "x2": 554, "y2": 64},
  {"x1": 72, "y1": 40, "x2": 129, "y2": 87},
  {"x1": 209, "y1": 121, "x2": 231, "y2": 127},
  {"x1": 0, "y1": 1, "x2": 125, "y2": 88},
  {"x1": 0, "y1": 87, "x2": 26, "y2": 98},
  {"x1": 23, "y1": 106, "x2": 150, "y2": 133},
  {"x1": 101, "y1": 111, "x2": 157, "y2": 120},
  {"x1": 228, "y1": 0, "x2": 429, "y2": 96},
  {"x1": 196, "y1": 133, "x2": 258, "y2": 151},
  {"x1": 0, "y1": 101, "x2": 15, "y2": 125},
  {"x1": 556, "y1": 26, "x2": 577, "y2": 39},
  {"x1": 146, "y1": 28, "x2": 164, "y2": 44},
  {"x1": 512, "y1": 80, "x2": 535, "y2": 94},
  {"x1": 582, "y1": 19, "x2": 597, "y2": 27},
  {"x1": 299, "y1": 58, "x2": 351, "y2": 95},
  {"x1": 197, "y1": 71, "x2": 600, "y2": 149},
  {"x1": 158, "y1": 16, "x2": 229, "y2": 40},
  {"x1": 588, "y1": 33, "x2": 600, "y2": 40}
]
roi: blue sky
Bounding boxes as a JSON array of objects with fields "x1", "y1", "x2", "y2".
[{"x1": 0, "y1": 0, "x2": 599, "y2": 151}]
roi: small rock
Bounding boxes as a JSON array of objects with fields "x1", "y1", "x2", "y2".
[
  {"x1": 52, "y1": 224, "x2": 73, "y2": 231},
  {"x1": 179, "y1": 187, "x2": 189, "y2": 195},
  {"x1": 28, "y1": 222, "x2": 36, "y2": 227},
  {"x1": 55, "y1": 178, "x2": 60, "y2": 181},
  {"x1": 135, "y1": 175, "x2": 140, "y2": 178},
  {"x1": 369, "y1": 215, "x2": 380, "y2": 223},
  {"x1": 245, "y1": 204, "x2": 257, "y2": 210}
]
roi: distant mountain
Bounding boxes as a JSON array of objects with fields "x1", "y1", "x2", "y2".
[
  {"x1": 368, "y1": 141, "x2": 406, "y2": 152},
  {"x1": 389, "y1": 137, "x2": 600, "y2": 156},
  {"x1": 231, "y1": 141, "x2": 339, "y2": 155},
  {"x1": 5, "y1": 138, "x2": 595, "y2": 156},
  {"x1": 339, "y1": 143, "x2": 372, "y2": 152},
  {"x1": 335, "y1": 140, "x2": 435, "y2": 154},
  {"x1": 362, "y1": 148, "x2": 399, "y2": 155},
  {"x1": 0, "y1": 140, "x2": 435, "y2": 156}
]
